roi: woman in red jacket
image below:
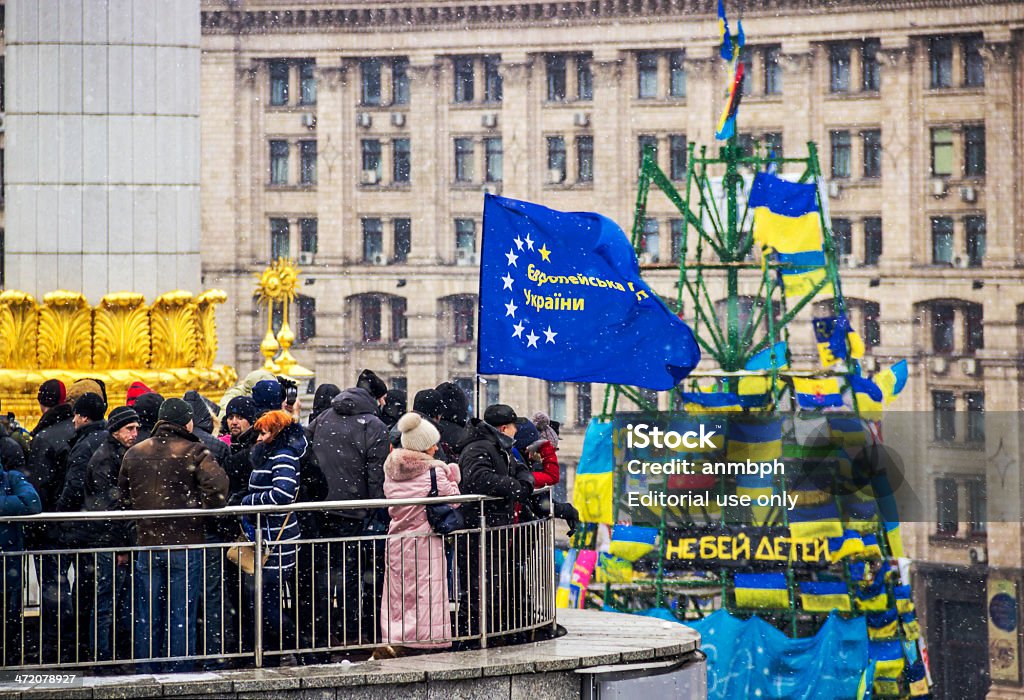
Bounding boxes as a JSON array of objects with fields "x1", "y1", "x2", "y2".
[{"x1": 513, "y1": 419, "x2": 559, "y2": 488}]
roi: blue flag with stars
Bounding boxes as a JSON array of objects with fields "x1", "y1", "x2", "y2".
[{"x1": 478, "y1": 195, "x2": 700, "y2": 390}]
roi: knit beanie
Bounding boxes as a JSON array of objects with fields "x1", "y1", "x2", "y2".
[
  {"x1": 513, "y1": 418, "x2": 542, "y2": 455},
  {"x1": 125, "y1": 381, "x2": 152, "y2": 406},
  {"x1": 37, "y1": 379, "x2": 67, "y2": 408},
  {"x1": 107, "y1": 406, "x2": 140, "y2": 434},
  {"x1": 311, "y1": 383, "x2": 341, "y2": 422},
  {"x1": 133, "y1": 392, "x2": 164, "y2": 430},
  {"x1": 381, "y1": 389, "x2": 408, "y2": 425},
  {"x1": 356, "y1": 369, "x2": 388, "y2": 400},
  {"x1": 412, "y1": 389, "x2": 445, "y2": 419},
  {"x1": 252, "y1": 379, "x2": 285, "y2": 414},
  {"x1": 73, "y1": 392, "x2": 107, "y2": 422},
  {"x1": 225, "y1": 396, "x2": 257, "y2": 424},
  {"x1": 157, "y1": 397, "x2": 193, "y2": 428},
  {"x1": 398, "y1": 412, "x2": 440, "y2": 453}
]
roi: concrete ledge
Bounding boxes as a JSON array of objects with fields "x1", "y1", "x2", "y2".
[{"x1": 0, "y1": 610, "x2": 700, "y2": 699}]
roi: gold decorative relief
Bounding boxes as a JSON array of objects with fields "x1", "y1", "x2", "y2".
[
  {"x1": 150, "y1": 290, "x2": 198, "y2": 369},
  {"x1": 37, "y1": 291, "x2": 93, "y2": 370},
  {"x1": 0, "y1": 291, "x2": 39, "y2": 370},
  {"x1": 195, "y1": 289, "x2": 228, "y2": 369},
  {"x1": 93, "y1": 293, "x2": 150, "y2": 370}
]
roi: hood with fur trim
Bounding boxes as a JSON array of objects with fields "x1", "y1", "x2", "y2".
[{"x1": 384, "y1": 447, "x2": 460, "y2": 483}]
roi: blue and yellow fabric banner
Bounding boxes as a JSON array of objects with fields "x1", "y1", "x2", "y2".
[
  {"x1": 689, "y1": 608, "x2": 869, "y2": 700},
  {"x1": 748, "y1": 172, "x2": 822, "y2": 254},
  {"x1": 800, "y1": 580, "x2": 852, "y2": 613},
  {"x1": 609, "y1": 525, "x2": 659, "y2": 562},
  {"x1": 478, "y1": 195, "x2": 700, "y2": 389},
  {"x1": 573, "y1": 418, "x2": 615, "y2": 524},
  {"x1": 734, "y1": 572, "x2": 789, "y2": 608}
]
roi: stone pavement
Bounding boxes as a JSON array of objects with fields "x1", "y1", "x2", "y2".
[{"x1": 0, "y1": 609, "x2": 700, "y2": 699}]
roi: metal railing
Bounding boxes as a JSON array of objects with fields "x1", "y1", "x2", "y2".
[{"x1": 0, "y1": 493, "x2": 556, "y2": 670}]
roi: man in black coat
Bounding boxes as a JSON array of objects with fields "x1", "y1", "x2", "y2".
[{"x1": 435, "y1": 382, "x2": 470, "y2": 461}]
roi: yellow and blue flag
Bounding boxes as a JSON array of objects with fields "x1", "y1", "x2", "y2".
[
  {"x1": 814, "y1": 315, "x2": 865, "y2": 366},
  {"x1": 856, "y1": 661, "x2": 876, "y2": 700},
  {"x1": 734, "y1": 572, "x2": 789, "y2": 609},
  {"x1": 717, "y1": 0, "x2": 732, "y2": 61},
  {"x1": 829, "y1": 529, "x2": 866, "y2": 562},
  {"x1": 777, "y1": 250, "x2": 828, "y2": 298},
  {"x1": 479, "y1": 195, "x2": 700, "y2": 389},
  {"x1": 793, "y1": 377, "x2": 843, "y2": 409},
  {"x1": 729, "y1": 419, "x2": 782, "y2": 524},
  {"x1": 799, "y1": 580, "x2": 851, "y2": 612},
  {"x1": 748, "y1": 172, "x2": 823, "y2": 254},
  {"x1": 573, "y1": 419, "x2": 615, "y2": 524},
  {"x1": 609, "y1": 525, "x2": 659, "y2": 562},
  {"x1": 866, "y1": 609, "x2": 898, "y2": 640},
  {"x1": 869, "y1": 640, "x2": 907, "y2": 678}
]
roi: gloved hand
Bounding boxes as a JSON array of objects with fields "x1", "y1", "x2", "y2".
[
  {"x1": 554, "y1": 501, "x2": 580, "y2": 536},
  {"x1": 227, "y1": 491, "x2": 246, "y2": 507}
]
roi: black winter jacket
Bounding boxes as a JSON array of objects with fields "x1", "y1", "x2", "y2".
[
  {"x1": 24, "y1": 403, "x2": 75, "y2": 547},
  {"x1": 457, "y1": 419, "x2": 534, "y2": 527},
  {"x1": 307, "y1": 387, "x2": 388, "y2": 521},
  {"x1": 81, "y1": 435, "x2": 133, "y2": 548},
  {"x1": 56, "y1": 420, "x2": 109, "y2": 546}
]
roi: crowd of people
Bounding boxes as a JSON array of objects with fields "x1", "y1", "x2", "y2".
[{"x1": 0, "y1": 369, "x2": 577, "y2": 670}]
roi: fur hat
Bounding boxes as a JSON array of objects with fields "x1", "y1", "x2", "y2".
[
  {"x1": 157, "y1": 398, "x2": 193, "y2": 428},
  {"x1": 107, "y1": 406, "x2": 140, "y2": 434},
  {"x1": 37, "y1": 379, "x2": 67, "y2": 408},
  {"x1": 125, "y1": 381, "x2": 152, "y2": 406},
  {"x1": 397, "y1": 412, "x2": 440, "y2": 453},
  {"x1": 484, "y1": 404, "x2": 517, "y2": 428},
  {"x1": 356, "y1": 369, "x2": 388, "y2": 400},
  {"x1": 253, "y1": 409, "x2": 295, "y2": 443},
  {"x1": 67, "y1": 379, "x2": 105, "y2": 406},
  {"x1": 73, "y1": 392, "x2": 107, "y2": 422}
]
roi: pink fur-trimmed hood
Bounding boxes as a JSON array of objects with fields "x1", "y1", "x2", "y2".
[{"x1": 384, "y1": 448, "x2": 461, "y2": 484}]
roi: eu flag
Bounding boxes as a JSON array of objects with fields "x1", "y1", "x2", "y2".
[{"x1": 478, "y1": 195, "x2": 700, "y2": 390}]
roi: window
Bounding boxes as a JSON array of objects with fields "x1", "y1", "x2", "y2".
[
  {"x1": 299, "y1": 218, "x2": 318, "y2": 254},
  {"x1": 964, "y1": 126, "x2": 985, "y2": 177},
  {"x1": 669, "y1": 51, "x2": 686, "y2": 97},
  {"x1": 362, "y1": 218, "x2": 384, "y2": 263},
  {"x1": 576, "y1": 136, "x2": 593, "y2": 183},
  {"x1": 736, "y1": 133, "x2": 755, "y2": 158},
  {"x1": 296, "y1": 295, "x2": 316, "y2": 343},
  {"x1": 863, "y1": 301, "x2": 881, "y2": 349},
  {"x1": 829, "y1": 44, "x2": 851, "y2": 92},
  {"x1": 967, "y1": 479, "x2": 986, "y2": 535},
  {"x1": 299, "y1": 140, "x2": 317, "y2": 185},
  {"x1": 931, "y1": 128, "x2": 954, "y2": 176},
  {"x1": 931, "y1": 217, "x2": 954, "y2": 265},
  {"x1": 547, "y1": 136, "x2": 567, "y2": 183},
  {"x1": 830, "y1": 130, "x2": 851, "y2": 178},
  {"x1": 361, "y1": 58, "x2": 382, "y2": 106},
  {"x1": 454, "y1": 138, "x2": 474, "y2": 183},
  {"x1": 485, "y1": 378, "x2": 500, "y2": 408},
  {"x1": 862, "y1": 129, "x2": 881, "y2": 178},
  {"x1": 1, "y1": 57, "x2": 6, "y2": 113},
  {"x1": 453, "y1": 378, "x2": 475, "y2": 418},
  {"x1": 484, "y1": 55, "x2": 502, "y2": 102},
  {"x1": 269, "y1": 140, "x2": 289, "y2": 185},
  {"x1": 864, "y1": 217, "x2": 882, "y2": 266},
  {"x1": 361, "y1": 296, "x2": 382, "y2": 342},
  {"x1": 832, "y1": 218, "x2": 853, "y2": 256},
  {"x1": 933, "y1": 392, "x2": 956, "y2": 442},
  {"x1": 548, "y1": 382, "x2": 567, "y2": 424},
  {"x1": 393, "y1": 218, "x2": 411, "y2": 263},
  {"x1": 966, "y1": 305, "x2": 984, "y2": 352},
  {"x1": 861, "y1": 40, "x2": 880, "y2": 91},
  {"x1": 454, "y1": 57, "x2": 474, "y2": 102},
  {"x1": 546, "y1": 54, "x2": 567, "y2": 101},
  {"x1": 361, "y1": 139, "x2": 382, "y2": 180},
  {"x1": 669, "y1": 135, "x2": 687, "y2": 181},
  {"x1": 637, "y1": 52, "x2": 658, "y2": 99},
  {"x1": 932, "y1": 303, "x2": 955, "y2": 352},
  {"x1": 963, "y1": 35, "x2": 984, "y2": 87},
  {"x1": 393, "y1": 58, "x2": 410, "y2": 105},
  {"x1": 298, "y1": 60, "x2": 316, "y2": 105},
  {"x1": 763, "y1": 46, "x2": 781, "y2": 95},
  {"x1": 270, "y1": 218, "x2": 289, "y2": 260},
  {"x1": 393, "y1": 138, "x2": 411, "y2": 183},
  {"x1": 670, "y1": 219, "x2": 685, "y2": 262},
  {"x1": 577, "y1": 53, "x2": 593, "y2": 100},
  {"x1": 935, "y1": 477, "x2": 958, "y2": 535},
  {"x1": 739, "y1": 52, "x2": 753, "y2": 96},
  {"x1": 763, "y1": 132, "x2": 783, "y2": 159},
  {"x1": 965, "y1": 216, "x2": 985, "y2": 268},
  {"x1": 453, "y1": 297, "x2": 475, "y2": 344},
  {"x1": 638, "y1": 135, "x2": 658, "y2": 173},
  {"x1": 391, "y1": 297, "x2": 407, "y2": 342},
  {"x1": 575, "y1": 383, "x2": 592, "y2": 426},
  {"x1": 929, "y1": 37, "x2": 953, "y2": 88},
  {"x1": 484, "y1": 138, "x2": 503, "y2": 183},
  {"x1": 966, "y1": 392, "x2": 985, "y2": 444},
  {"x1": 455, "y1": 219, "x2": 476, "y2": 263},
  {"x1": 269, "y1": 61, "x2": 289, "y2": 105},
  {"x1": 641, "y1": 218, "x2": 659, "y2": 263}
]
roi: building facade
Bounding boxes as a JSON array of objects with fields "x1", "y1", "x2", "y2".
[{"x1": 200, "y1": 2, "x2": 1017, "y2": 698}]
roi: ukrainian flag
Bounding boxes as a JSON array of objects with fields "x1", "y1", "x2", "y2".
[
  {"x1": 859, "y1": 533, "x2": 883, "y2": 560},
  {"x1": 841, "y1": 496, "x2": 880, "y2": 533},
  {"x1": 866, "y1": 609, "x2": 898, "y2": 640},
  {"x1": 729, "y1": 419, "x2": 782, "y2": 524},
  {"x1": 574, "y1": 419, "x2": 614, "y2": 524},
  {"x1": 894, "y1": 585, "x2": 914, "y2": 614},
  {"x1": 793, "y1": 377, "x2": 844, "y2": 409},
  {"x1": 829, "y1": 529, "x2": 866, "y2": 562},
  {"x1": 901, "y1": 610, "x2": 921, "y2": 641},
  {"x1": 594, "y1": 552, "x2": 635, "y2": 584},
  {"x1": 869, "y1": 640, "x2": 907, "y2": 678},
  {"x1": 734, "y1": 572, "x2": 789, "y2": 609},
  {"x1": 680, "y1": 390, "x2": 768, "y2": 413},
  {"x1": 748, "y1": 172, "x2": 823, "y2": 254},
  {"x1": 855, "y1": 578, "x2": 888, "y2": 612},
  {"x1": 739, "y1": 341, "x2": 788, "y2": 396},
  {"x1": 827, "y1": 416, "x2": 870, "y2": 448},
  {"x1": 777, "y1": 250, "x2": 827, "y2": 298},
  {"x1": 856, "y1": 661, "x2": 876, "y2": 700},
  {"x1": 799, "y1": 580, "x2": 851, "y2": 612},
  {"x1": 875, "y1": 359, "x2": 908, "y2": 403},
  {"x1": 609, "y1": 525, "x2": 659, "y2": 562},
  {"x1": 788, "y1": 501, "x2": 843, "y2": 539},
  {"x1": 907, "y1": 660, "x2": 929, "y2": 696}
]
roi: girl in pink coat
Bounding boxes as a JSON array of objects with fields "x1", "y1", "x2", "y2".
[{"x1": 376, "y1": 412, "x2": 460, "y2": 657}]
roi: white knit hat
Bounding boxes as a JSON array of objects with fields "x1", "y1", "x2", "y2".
[{"x1": 398, "y1": 412, "x2": 440, "y2": 453}]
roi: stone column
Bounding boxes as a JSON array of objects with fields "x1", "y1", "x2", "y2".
[
  {"x1": 682, "y1": 47, "x2": 716, "y2": 153},
  {"x1": 498, "y1": 53, "x2": 534, "y2": 202},
  {"x1": 315, "y1": 63, "x2": 347, "y2": 267},
  {"x1": 5, "y1": 0, "x2": 202, "y2": 302},
  {"x1": 408, "y1": 55, "x2": 443, "y2": 264},
  {"x1": 981, "y1": 36, "x2": 1015, "y2": 267},
  {"x1": 779, "y1": 44, "x2": 814, "y2": 164},
  {"x1": 877, "y1": 40, "x2": 917, "y2": 270},
  {"x1": 590, "y1": 50, "x2": 625, "y2": 220}
]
